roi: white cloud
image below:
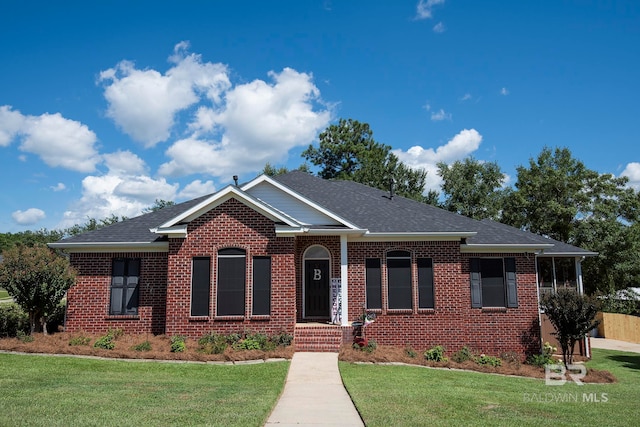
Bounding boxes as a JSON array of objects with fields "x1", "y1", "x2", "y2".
[
  {"x1": 0, "y1": 105, "x2": 25, "y2": 146},
  {"x1": 160, "y1": 67, "x2": 331, "y2": 178},
  {"x1": 500, "y1": 87, "x2": 509, "y2": 96},
  {"x1": 431, "y1": 108, "x2": 452, "y2": 121},
  {"x1": 59, "y1": 150, "x2": 178, "y2": 228},
  {"x1": 415, "y1": 0, "x2": 445, "y2": 20},
  {"x1": 99, "y1": 42, "x2": 231, "y2": 147},
  {"x1": 12, "y1": 208, "x2": 46, "y2": 225},
  {"x1": 394, "y1": 128, "x2": 483, "y2": 191},
  {"x1": 50, "y1": 182, "x2": 66, "y2": 192},
  {"x1": 178, "y1": 179, "x2": 216, "y2": 200},
  {"x1": 460, "y1": 93, "x2": 472, "y2": 102},
  {"x1": 433, "y1": 22, "x2": 446, "y2": 33},
  {"x1": 621, "y1": 162, "x2": 640, "y2": 190},
  {"x1": 0, "y1": 106, "x2": 100, "y2": 172}
]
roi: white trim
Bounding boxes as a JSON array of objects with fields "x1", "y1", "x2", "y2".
[
  {"x1": 340, "y1": 235, "x2": 349, "y2": 326},
  {"x1": 149, "y1": 225, "x2": 188, "y2": 238},
  {"x1": 156, "y1": 185, "x2": 301, "y2": 231},
  {"x1": 538, "y1": 251, "x2": 598, "y2": 257},
  {"x1": 47, "y1": 242, "x2": 169, "y2": 253},
  {"x1": 461, "y1": 243, "x2": 554, "y2": 253},
  {"x1": 350, "y1": 231, "x2": 476, "y2": 242},
  {"x1": 242, "y1": 174, "x2": 363, "y2": 230}
]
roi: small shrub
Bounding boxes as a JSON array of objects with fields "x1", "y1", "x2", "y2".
[
  {"x1": 16, "y1": 330, "x2": 34, "y2": 343},
  {"x1": 46, "y1": 302, "x2": 66, "y2": 333},
  {"x1": 271, "y1": 331, "x2": 293, "y2": 347},
  {"x1": 452, "y1": 346, "x2": 473, "y2": 363},
  {"x1": 170, "y1": 335, "x2": 186, "y2": 353},
  {"x1": 132, "y1": 340, "x2": 152, "y2": 352},
  {"x1": 233, "y1": 337, "x2": 262, "y2": 350},
  {"x1": 405, "y1": 345, "x2": 417, "y2": 358},
  {"x1": 69, "y1": 335, "x2": 91, "y2": 346},
  {"x1": 363, "y1": 339, "x2": 377, "y2": 353},
  {"x1": 500, "y1": 351, "x2": 521, "y2": 366},
  {"x1": 198, "y1": 333, "x2": 228, "y2": 354},
  {"x1": 93, "y1": 333, "x2": 115, "y2": 350},
  {"x1": 474, "y1": 354, "x2": 502, "y2": 367},
  {"x1": 424, "y1": 345, "x2": 448, "y2": 362},
  {"x1": 0, "y1": 304, "x2": 29, "y2": 337},
  {"x1": 526, "y1": 341, "x2": 557, "y2": 367}
]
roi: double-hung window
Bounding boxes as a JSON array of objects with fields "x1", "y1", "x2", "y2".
[
  {"x1": 470, "y1": 257, "x2": 518, "y2": 308},
  {"x1": 110, "y1": 259, "x2": 140, "y2": 315}
]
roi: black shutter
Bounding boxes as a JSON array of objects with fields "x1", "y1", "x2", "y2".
[
  {"x1": 191, "y1": 257, "x2": 211, "y2": 316},
  {"x1": 505, "y1": 257, "x2": 518, "y2": 308},
  {"x1": 470, "y1": 258, "x2": 482, "y2": 308},
  {"x1": 365, "y1": 258, "x2": 382, "y2": 309},
  {"x1": 252, "y1": 256, "x2": 271, "y2": 315},
  {"x1": 417, "y1": 258, "x2": 434, "y2": 309}
]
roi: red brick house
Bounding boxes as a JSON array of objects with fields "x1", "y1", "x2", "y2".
[{"x1": 50, "y1": 171, "x2": 595, "y2": 354}]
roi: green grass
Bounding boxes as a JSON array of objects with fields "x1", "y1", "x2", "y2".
[
  {"x1": 0, "y1": 354, "x2": 289, "y2": 426},
  {"x1": 340, "y1": 349, "x2": 640, "y2": 427},
  {"x1": 0, "y1": 288, "x2": 10, "y2": 300}
]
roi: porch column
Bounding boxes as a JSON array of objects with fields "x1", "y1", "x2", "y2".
[{"x1": 340, "y1": 234, "x2": 349, "y2": 326}]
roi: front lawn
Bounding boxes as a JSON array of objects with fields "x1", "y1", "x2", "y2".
[
  {"x1": 340, "y1": 349, "x2": 640, "y2": 426},
  {"x1": 0, "y1": 288, "x2": 10, "y2": 301},
  {"x1": 0, "y1": 353, "x2": 289, "y2": 427}
]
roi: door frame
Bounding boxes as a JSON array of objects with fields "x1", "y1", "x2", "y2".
[{"x1": 302, "y1": 245, "x2": 331, "y2": 320}]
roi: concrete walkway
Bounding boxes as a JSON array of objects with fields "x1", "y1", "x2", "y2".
[
  {"x1": 264, "y1": 352, "x2": 364, "y2": 427},
  {"x1": 591, "y1": 337, "x2": 640, "y2": 353}
]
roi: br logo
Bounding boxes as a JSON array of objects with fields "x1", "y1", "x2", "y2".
[{"x1": 545, "y1": 364, "x2": 587, "y2": 386}]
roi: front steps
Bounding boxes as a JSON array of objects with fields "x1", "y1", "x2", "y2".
[{"x1": 294, "y1": 323, "x2": 349, "y2": 352}]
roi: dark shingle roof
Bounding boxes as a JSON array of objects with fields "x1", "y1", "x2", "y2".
[
  {"x1": 55, "y1": 194, "x2": 212, "y2": 244},
  {"x1": 273, "y1": 170, "x2": 481, "y2": 233},
  {"x1": 51, "y1": 170, "x2": 595, "y2": 255}
]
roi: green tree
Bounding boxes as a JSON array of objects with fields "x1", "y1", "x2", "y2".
[
  {"x1": 143, "y1": 199, "x2": 176, "y2": 213},
  {"x1": 302, "y1": 118, "x2": 427, "y2": 201},
  {"x1": 0, "y1": 229, "x2": 65, "y2": 253},
  {"x1": 64, "y1": 214, "x2": 126, "y2": 237},
  {"x1": 502, "y1": 146, "x2": 640, "y2": 293},
  {"x1": 437, "y1": 157, "x2": 506, "y2": 220},
  {"x1": 0, "y1": 244, "x2": 76, "y2": 334},
  {"x1": 262, "y1": 163, "x2": 311, "y2": 177},
  {"x1": 540, "y1": 289, "x2": 599, "y2": 368}
]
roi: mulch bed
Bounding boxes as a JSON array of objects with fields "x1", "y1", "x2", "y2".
[
  {"x1": 0, "y1": 334, "x2": 616, "y2": 383},
  {"x1": 338, "y1": 345, "x2": 617, "y2": 383}
]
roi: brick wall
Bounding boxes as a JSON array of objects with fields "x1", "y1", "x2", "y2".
[
  {"x1": 302, "y1": 240, "x2": 539, "y2": 356},
  {"x1": 67, "y1": 251, "x2": 168, "y2": 335},
  {"x1": 164, "y1": 198, "x2": 297, "y2": 338}
]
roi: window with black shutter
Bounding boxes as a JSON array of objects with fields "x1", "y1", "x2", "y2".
[
  {"x1": 469, "y1": 257, "x2": 518, "y2": 308},
  {"x1": 252, "y1": 256, "x2": 271, "y2": 315},
  {"x1": 365, "y1": 258, "x2": 382, "y2": 309},
  {"x1": 217, "y1": 248, "x2": 246, "y2": 316},
  {"x1": 110, "y1": 259, "x2": 140, "y2": 315},
  {"x1": 191, "y1": 257, "x2": 211, "y2": 316}
]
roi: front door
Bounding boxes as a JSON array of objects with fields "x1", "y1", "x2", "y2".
[{"x1": 305, "y1": 259, "x2": 330, "y2": 318}]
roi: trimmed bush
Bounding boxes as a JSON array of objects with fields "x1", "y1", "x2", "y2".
[
  {"x1": 424, "y1": 345, "x2": 448, "y2": 362},
  {"x1": 0, "y1": 303, "x2": 29, "y2": 337}
]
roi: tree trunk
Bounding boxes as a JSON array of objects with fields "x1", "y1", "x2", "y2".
[
  {"x1": 29, "y1": 312, "x2": 37, "y2": 335},
  {"x1": 42, "y1": 316, "x2": 48, "y2": 336}
]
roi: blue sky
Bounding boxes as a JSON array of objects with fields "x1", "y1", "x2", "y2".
[{"x1": 1, "y1": 0, "x2": 639, "y2": 232}]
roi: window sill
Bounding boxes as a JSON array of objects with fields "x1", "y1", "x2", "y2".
[
  {"x1": 386, "y1": 309, "x2": 413, "y2": 315},
  {"x1": 105, "y1": 315, "x2": 139, "y2": 320},
  {"x1": 481, "y1": 307, "x2": 508, "y2": 313},
  {"x1": 417, "y1": 308, "x2": 435, "y2": 314},
  {"x1": 249, "y1": 315, "x2": 271, "y2": 321},
  {"x1": 365, "y1": 308, "x2": 383, "y2": 314},
  {"x1": 189, "y1": 316, "x2": 210, "y2": 322},
  {"x1": 214, "y1": 315, "x2": 245, "y2": 321}
]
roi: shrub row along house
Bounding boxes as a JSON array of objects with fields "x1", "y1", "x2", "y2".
[{"x1": 50, "y1": 171, "x2": 595, "y2": 355}]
